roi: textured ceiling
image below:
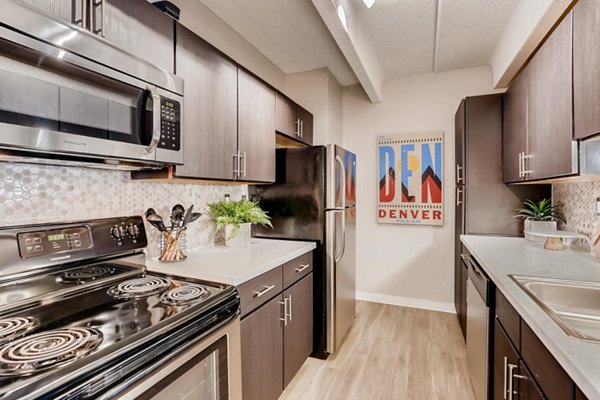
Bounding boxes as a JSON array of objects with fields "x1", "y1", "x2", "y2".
[
  {"x1": 198, "y1": 0, "x2": 522, "y2": 87},
  {"x1": 434, "y1": 0, "x2": 520, "y2": 73},
  {"x1": 197, "y1": 0, "x2": 358, "y2": 86}
]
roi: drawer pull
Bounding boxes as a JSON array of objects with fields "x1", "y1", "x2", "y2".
[
  {"x1": 295, "y1": 264, "x2": 310, "y2": 273},
  {"x1": 254, "y1": 284, "x2": 275, "y2": 298}
]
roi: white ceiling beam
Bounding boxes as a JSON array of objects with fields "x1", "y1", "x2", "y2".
[{"x1": 311, "y1": 0, "x2": 383, "y2": 102}]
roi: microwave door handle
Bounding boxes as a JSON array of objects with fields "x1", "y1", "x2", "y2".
[{"x1": 145, "y1": 86, "x2": 161, "y2": 154}]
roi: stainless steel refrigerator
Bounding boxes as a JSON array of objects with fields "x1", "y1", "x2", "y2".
[{"x1": 250, "y1": 144, "x2": 356, "y2": 359}]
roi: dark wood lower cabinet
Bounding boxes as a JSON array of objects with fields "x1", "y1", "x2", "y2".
[
  {"x1": 494, "y1": 319, "x2": 519, "y2": 400},
  {"x1": 241, "y1": 269, "x2": 313, "y2": 400},
  {"x1": 518, "y1": 360, "x2": 545, "y2": 400},
  {"x1": 241, "y1": 295, "x2": 284, "y2": 400},
  {"x1": 576, "y1": 386, "x2": 589, "y2": 400},
  {"x1": 283, "y1": 274, "x2": 313, "y2": 387}
]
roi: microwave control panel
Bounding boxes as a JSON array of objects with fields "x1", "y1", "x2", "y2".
[
  {"x1": 158, "y1": 98, "x2": 181, "y2": 151},
  {"x1": 17, "y1": 226, "x2": 93, "y2": 258}
]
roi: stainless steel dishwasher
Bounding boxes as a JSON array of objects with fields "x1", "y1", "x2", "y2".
[{"x1": 463, "y1": 253, "x2": 494, "y2": 400}]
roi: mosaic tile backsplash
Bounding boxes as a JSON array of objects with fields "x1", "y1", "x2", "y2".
[
  {"x1": 553, "y1": 181, "x2": 600, "y2": 250},
  {"x1": 0, "y1": 163, "x2": 247, "y2": 259}
]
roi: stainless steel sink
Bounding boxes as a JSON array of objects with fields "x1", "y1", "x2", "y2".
[{"x1": 510, "y1": 275, "x2": 600, "y2": 343}]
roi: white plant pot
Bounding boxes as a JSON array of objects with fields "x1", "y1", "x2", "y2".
[
  {"x1": 524, "y1": 220, "x2": 557, "y2": 242},
  {"x1": 225, "y1": 223, "x2": 251, "y2": 247}
]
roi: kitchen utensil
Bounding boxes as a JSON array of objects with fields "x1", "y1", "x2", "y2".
[
  {"x1": 145, "y1": 208, "x2": 157, "y2": 218},
  {"x1": 147, "y1": 213, "x2": 167, "y2": 232},
  {"x1": 170, "y1": 204, "x2": 185, "y2": 228},
  {"x1": 189, "y1": 212, "x2": 202, "y2": 224},
  {"x1": 181, "y1": 205, "x2": 194, "y2": 229}
]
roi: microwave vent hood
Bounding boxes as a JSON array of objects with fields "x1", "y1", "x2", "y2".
[{"x1": 0, "y1": 0, "x2": 184, "y2": 171}]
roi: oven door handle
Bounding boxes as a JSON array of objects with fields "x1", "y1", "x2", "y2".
[{"x1": 145, "y1": 86, "x2": 161, "y2": 154}]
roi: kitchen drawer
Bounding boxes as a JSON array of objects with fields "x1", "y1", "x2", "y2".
[
  {"x1": 238, "y1": 266, "x2": 283, "y2": 318},
  {"x1": 495, "y1": 288, "x2": 520, "y2": 350},
  {"x1": 521, "y1": 322, "x2": 572, "y2": 400},
  {"x1": 283, "y1": 251, "x2": 313, "y2": 289}
]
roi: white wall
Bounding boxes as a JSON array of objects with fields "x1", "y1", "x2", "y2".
[
  {"x1": 169, "y1": 0, "x2": 286, "y2": 90},
  {"x1": 343, "y1": 66, "x2": 502, "y2": 312},
  {"x1": 285, "y1": 69, "x2": 343, "y2": 145}
]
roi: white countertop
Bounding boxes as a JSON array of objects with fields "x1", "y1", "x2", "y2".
[
  {"x1": 461, "y1": 235, "x2": 600, "y2": 399},
  {"x1": 146, "y1": 238, "x2": 316, "y2": 286}
]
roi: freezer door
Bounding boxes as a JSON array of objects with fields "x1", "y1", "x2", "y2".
[
  {"x1": 251, "y1": 146, "x2": 326, "y2": 241},
  {"x1": 326, "y1": 145, "x2": 357, "y2": 209},
  {"x1": 325, "y1": 205, "x2": 356, "y2": 354}
]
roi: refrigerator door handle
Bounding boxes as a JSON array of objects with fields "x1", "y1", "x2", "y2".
[
  {"x1": 335, "y1": 155, "x2": 346, "y2": 209},
  {"x1": 334, "y1": 209, "x2": 346, "y2": 263}
]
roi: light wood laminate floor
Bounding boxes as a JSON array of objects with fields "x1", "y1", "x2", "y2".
[{"x1": 280, "y1": 301, "x2": 476, "y2": 400}]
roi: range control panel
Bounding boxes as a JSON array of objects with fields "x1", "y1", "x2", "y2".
[
  {"x1": 15, "y1": 217, "x2": 147, "y2": 260},
  {"x1": 158, "y1": 98, "x2": 181, "y2": 151},
  {"x1": 18, "y1": 226, "x2": 93, "y2": 258}
]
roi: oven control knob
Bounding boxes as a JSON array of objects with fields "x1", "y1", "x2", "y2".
[
  {"x1": 126, "y1": 224, "x2": 140, "y2": 238},
  {"x1": 111, "y1": 226, "x2": 126, "y2": 241}
]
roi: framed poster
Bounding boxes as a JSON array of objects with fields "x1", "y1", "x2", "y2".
[{"x1": 377, "y1": 132, "x2": 444, "y2": 226}]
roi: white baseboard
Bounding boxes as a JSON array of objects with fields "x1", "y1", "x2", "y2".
[{"x1": 356, "y1": 291, "x2": 456, "y2": 314}]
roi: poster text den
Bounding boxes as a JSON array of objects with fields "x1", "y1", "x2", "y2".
[{"x1": 378, "y1": 141, "x2": 442, "y2": 222}]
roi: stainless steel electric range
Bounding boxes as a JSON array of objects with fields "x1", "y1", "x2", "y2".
[{"x1": 0, "y1": 216, "x2": 242, "y2": 400}]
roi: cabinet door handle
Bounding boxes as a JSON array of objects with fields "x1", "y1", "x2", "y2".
[
  {"x1": 503, "y1": 356, "x2": 508, "y2": 400},
  {"x1": 456, "y1": 164, "x2": 463, "y2": 183},
  {"x1": 280, "y1": 298, "x2": 288, "y2": 326},
  {"x1": 73, "y1": 0, "x2": 88, "y2": 28},
  {"x1": 522, "y1": 153, "x2": 533, "y2": 177},
  {"x1": 294, "y1": 118, "x2": 301, "y2": 136},
  {"x1": 242, "y1": 151, "x2": 247, "y2": 178},
  {"x1": 254, "y1": 284, "x2": 275, "y2": 298},
  {"x1": 287, "y1": 295, "x2": 293, "y2": 322},
  {"x1": 518, "y1": 152, "x2": 523, "y2": 178},
  {"x1": 456, "y1": 188, "x2": 463, "y2": 206},
  {"x1": 295, "y1": 264, "x2": 310, "y2": 273},
  {"x1": 300, "y1": 119, "x2": 304, "y2": 138},
  {"x1": 91, "y1": 0, "x2": 105, "y2": 37},
  {"x1": 233, "y1": 152, "x2": 241, "y2": 179}
]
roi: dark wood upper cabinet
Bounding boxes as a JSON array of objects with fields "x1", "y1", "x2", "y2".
[
  {"x1": 573, "y1": 0, "x2": 600, "y2": 140},
  {"x1": 238, "y1": 69, "x2": 276, "y2": 183},
  {"x1": 527, "y1": 11, "x2": 576, "y2": 180},
  {"x1": 503, "y1": 66, "x2": 529, "y2": 183},
  {"x1": 275, "y1": 92, "x2": 313, "y2": 145},
  {"x1": 19, "y1": 0, "x2": 77, "y2": 25},
  {"x1": 101, "y1": 0, "x2": 175, "y2": 73},
  {"x1": 174, "y1": 24, "x2": 238, "y2": 180},
  {"x1": 455, "y1": 100, "x2": 465, "y2": 186},
  {"x1": 24, "y1": 0, "x2": 175, "y2": 73},
  {"x1": 296, "y1": 105, "x2": 314, "y2": 145},
  {"x1": 276, "y1": 93, "x2": 297, "y2": 138},
  {"x1": 503, "y1": 11, "x2": 577, "y2": 183}
]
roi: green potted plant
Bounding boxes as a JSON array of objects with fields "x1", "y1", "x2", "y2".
[
  {"x1": 514, "y1": 198, "x2": 565, "y2": 241},
  {"x1": 208, "y1": 198, "x2": 272, "y2": 247}
]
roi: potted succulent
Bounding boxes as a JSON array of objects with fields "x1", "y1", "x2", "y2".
[
  {"x1": 208, "y1": 198, "x2": 272, "y2": 247},
  {"x1": 514, "y1": 199, "x2": 565, "y2": 241}
]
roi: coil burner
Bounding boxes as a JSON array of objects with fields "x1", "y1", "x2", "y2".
[
  {"x1": 107, "y1": 277, "x2": 170, "y2": 299},
  {"x1": 160, "y1": 284, "x2": 211, "y2": 306},
  {"x1": 58, "y1": 266, "x2": 116, "y2": 283},
  {"x1": 0, "y1": 327, "x2": 103, "y2": 377},
  {"x1": 0, "y1": 317, "x2": 39, "y2": 345}
]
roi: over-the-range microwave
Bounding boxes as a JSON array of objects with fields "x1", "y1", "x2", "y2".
[{"x1": 0, "y1": 0, "x2": 183, "y2": 170}]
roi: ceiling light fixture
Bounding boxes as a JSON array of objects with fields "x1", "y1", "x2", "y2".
[
  {"x1": 337, "y1": 4, "x2": 348, "y2": 33},
  {"x1": 362, "y1": 0, "x2": 376, "y2": 8}
]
